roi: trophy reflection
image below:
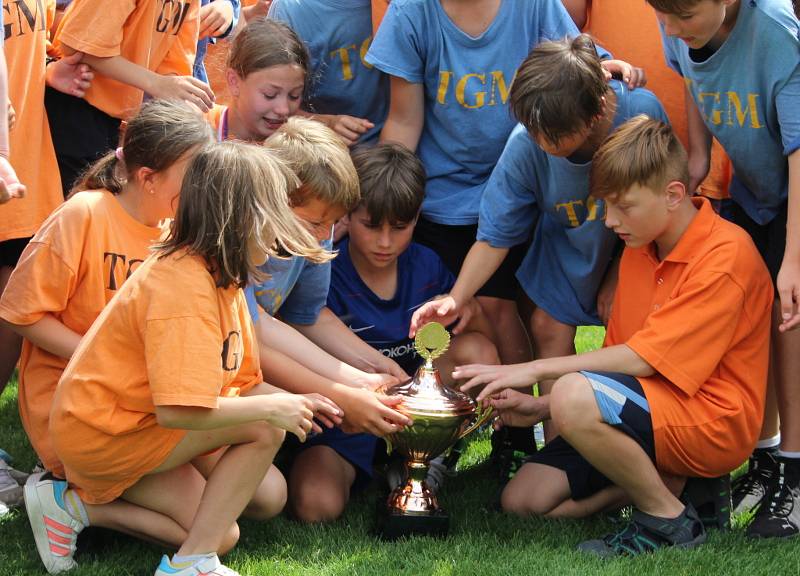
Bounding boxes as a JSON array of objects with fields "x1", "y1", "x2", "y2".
[{"x1": 377, "y1": 322, "x2": 492, "y2": 539}]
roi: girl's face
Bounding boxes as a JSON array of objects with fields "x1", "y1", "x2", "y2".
[{"x1": 229, "y1": 64, "x2": 306, "y2": 141}]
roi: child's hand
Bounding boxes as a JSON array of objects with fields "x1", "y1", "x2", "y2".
[
  {"x1": 777, "y1": 259, "x2": 800, "y2": 332},
  {"x1": 0, "y1": 157, "x2": 25, "y2": 204},
  {"x1": 199, "y1": 0, "x2": 235, "y2": 39},
  {"x1": 409, "y1": 295, "x2": 469, "y2": 337},
  {"x1": 244, "y1": 0, "x2": 271, "y2": 22},
  {"x1": 488, "y1": 389, "x2": 549, "y2": 428},
  {"x1": 336, "y1": 387, "x2": 411, "y2": 436},
  {"x1": 455, "y1": 362, "x2": 539, "y2": 402},
  {"x1": 46, "y1": 52, "x2": 94, "y2": 98},
  {"x1": 151, "y1": 75, "x2": 215, "y2": 112},
  {"x1": 353, "y1": 371, "x2": 401, "y2": 391},
  {"x1": 600, "y1": 59, "x2": 647, "y2": 89},
  {"x1": 302, "y1": 392, "x2": 343, "y2": 430},
  {"x1": 326, "y1": 115, "x2": 374, "y2": 146},
  {"x1": 264, "y1": 392, "x2": 318, "y2": 442}
]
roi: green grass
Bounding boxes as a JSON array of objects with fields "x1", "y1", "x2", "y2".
[{"x1": 2, "y1": 326, "x2": 799, "y2": 575}]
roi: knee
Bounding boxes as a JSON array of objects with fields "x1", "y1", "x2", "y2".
[
  {"x1": 550, "y1": 373, "x2": 597, "y2": 438},
  {"x1": 530, "y1": 309, "x2": 571, "y2": 347},
  {"x1": 249, "y1": 421, "x2": 286, "y2": 449},
  {"x1": 218, "y1": 522, "x2": 240, "y2": 556},
  {"x1": 290, "y1": 484, "x2": 347, "y2": 524},
  {"x1": 477, "y1": 297, "x2": 518, "y2": 326},
  {"x1": 500, "y1": 472, "x2": 555, "y2": 517},
  {"x1": 245, "y1": 469, "x2": 287, "y2": 521},
  {"x1": 454, "y1": 333, "x2": 499, "y2": 366}
]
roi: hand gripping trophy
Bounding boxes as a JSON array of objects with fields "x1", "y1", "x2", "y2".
[{"x1": 377, "y1": 322, "x2": 493, "y2": 539}]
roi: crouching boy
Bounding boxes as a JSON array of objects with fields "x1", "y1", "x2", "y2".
[{"x1": 455, "y1": 116, "x2": 773, "y2": 555}]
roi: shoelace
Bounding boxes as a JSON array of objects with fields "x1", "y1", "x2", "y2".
[
  {"x1": 734, "y1": 463, "x2": 772, "y2": 499},
  {"x1": 766, "y1": 465, "x2": 798, "y2": 518}
]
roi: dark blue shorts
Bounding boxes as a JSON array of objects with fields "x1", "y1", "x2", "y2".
[{"x1": 527, "y1": 371, "x2": 655, "y2": 500}]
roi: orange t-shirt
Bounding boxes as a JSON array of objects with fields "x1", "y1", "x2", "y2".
[
  {"x1": 371, "y1": 0, "x2": 390, "y2": 34},
  {"x1": 584, "y1": 0, "x2": 731, "y2": 199},
  {"x1": 53, "y1": 0, "x2": 201, "y2": 119},
  {"x1": 0, "y1": 190, "x2": 161, "y2": 477},
  {"x1": 0, "y1": 0, "x2": 63, "y2": 243},
  {"x1": 50, "y1": 248, "x2": 262, "y2": 504},
  {"x1": 204, "y1": 104, "x2": 228, "y2": 140},
  {"x1": 605, "y1": 198, "x2": 772, "y2": 477}
]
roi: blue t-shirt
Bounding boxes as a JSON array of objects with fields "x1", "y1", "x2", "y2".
[
  {"x1": 478, "y1": 81, "x2": 668, "y2": 326},
  {"x1": 268, "y1": 0, "x2": 388, "y2": 144},
  {"x1": 366, "y1": 0, "x2": 609, "y2": 225},
  {"x1": 245, "y1": 238, "x2": 333, "y2": 325},
  {"x1": 327, "y1": 239, "x2": 454, "y2": 375},
  {"x1": 661, "y1": 0, "x2": 800, "y2": 225},
  {"x1": 193, "y1": 0, "x2": 240, "y2": 82}
]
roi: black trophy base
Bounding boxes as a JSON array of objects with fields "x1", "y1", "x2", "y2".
[{"x1": 376, "y1": 508, "x2": 450, "y2": 540}]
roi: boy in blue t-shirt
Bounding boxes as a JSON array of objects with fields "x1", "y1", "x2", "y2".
[
  {"x1": 647, "y1": 0, "x2": 800, "y2": 538},
  {"x1": 412, "y1": 35, "x2": 667, "y2": 442},
  {"x1": 268, "y1": 0, "x2": 388, "y2": 145}
]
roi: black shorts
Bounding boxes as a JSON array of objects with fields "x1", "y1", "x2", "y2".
[
  {"x1": 0, "y1": 237, "x2": 32, "y2": 269},
  {"x1": 45, "y1": 87, "x2": 122, "y2": 198},
  {"x1": 727, "y1": 200, "x2": 786, "y2": 285},
  {"x1": 527, "y1": 371, "x2": 655, "y2": 501},
  {"x1": 413, "y1": 217, "x2": 529, "y2": 301}
]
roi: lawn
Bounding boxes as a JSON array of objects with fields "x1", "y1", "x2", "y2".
[{"x1": 2, "y1": 326, "x2": 798, "y2": 576}]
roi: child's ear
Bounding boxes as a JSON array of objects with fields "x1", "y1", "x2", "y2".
[
  {"x1": 226, "y1": 68, "x2": 241, "y2": 97},
  {"x1": 134, "y1": 167, "x2": 157, "y2": 193},
  {"x1": 664, "y1": 180, "x2": 687, "y2": 210}
]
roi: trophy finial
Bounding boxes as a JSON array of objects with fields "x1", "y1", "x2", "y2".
[{"x1": 414, "y1": 322, "x2": 450, "y2": 365}]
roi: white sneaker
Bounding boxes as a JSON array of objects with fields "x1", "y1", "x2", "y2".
[
  {"x1": 0, "y1": 459, "x2": 24, "y2": 509},
  {"x1": 154, "y1": 554, "x2": 241, "y2": 576},
  {"x1": 24, "y1": 473, "x2": 85, "y2": 574}
]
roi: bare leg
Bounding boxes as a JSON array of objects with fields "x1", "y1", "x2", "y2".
[
  {"x1": 476, "y1": 296, "x2": 531, "y2": 365},
  {"x1": 288, "y1": 445, "x2": 356, "y2": 523},
  {"x1": 772, "y1": 304, "x2": 800, "y2": 450},
  {"x1": 0, "y1": 265, "x2": 22, "y2": 394}
]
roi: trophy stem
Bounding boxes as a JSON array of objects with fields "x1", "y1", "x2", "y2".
[{"x1": 387, "y1": 460, "x2": 439, "y2": 514}]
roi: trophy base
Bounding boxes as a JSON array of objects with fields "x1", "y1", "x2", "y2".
[{"x1": 376, "y1": 508, "x2": 450, "y2": 540}]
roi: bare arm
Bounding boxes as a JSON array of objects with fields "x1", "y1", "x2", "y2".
[
  {"x1": 777, "y1": 149, "x2": 800, "y2": 331},
  {"x1": 685, "y1": 85, "x2": 712, "y2": 192},
  {"x1": 3, "y1": 315, "x2": 82, "y2": 359},
  {"x1": 379, "y1": 75, "x2": 424, "y2": 151}
]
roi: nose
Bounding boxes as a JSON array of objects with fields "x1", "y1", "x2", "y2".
[
  {"x1": 274, "y1": 95, "x2": 291, "y2": 117},
  {"x1": 377, "y1": 227, "x2": 392, "y2": 248},
  {"x1": 604, "y1": 207, "x2": 619, "y2": 229}
]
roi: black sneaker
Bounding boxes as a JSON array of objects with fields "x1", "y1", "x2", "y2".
[
  {"x1": 746, "y1": 458, "x2": 800, "y2": 539},
  {"x1": 681, "y1": 475, "x2": 731, "y2": 530},
  {"x1": 578, "y1": 503, "x2": 706, "y2": 557},
  {"x1": 732, "y1": 449, "x2": 778, "y2": 516}
]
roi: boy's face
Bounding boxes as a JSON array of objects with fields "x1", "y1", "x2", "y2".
[
  {"x1": 532, "y1": 123, "x2": 593, "y2": 158},
  {"x1": 346, "y1": 205, "x2": 416, "y2": 270},
  {"x1": 653, "y1": 0, "x2": 733, "y2": 49},
  {"x1": 603, "y1": 184, "x2": 670, "y2": 249},
  {"x1": 293, "y1": 196, "x2": 347, "y2": 243}
]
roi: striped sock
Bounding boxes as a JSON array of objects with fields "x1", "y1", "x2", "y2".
[
  {"x1": 63, "y1": 489, "x2": 89, "y2": 526},
  {"x1": 170, "y1": 552, "x2": 216, "y2": 569}
]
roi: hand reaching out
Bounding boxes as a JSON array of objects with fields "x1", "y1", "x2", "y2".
[
  {"x1": 46, "y1": 52, "x2": 94, "y2": 98},
  {"x1": 600, "y1": 59, "x2": 647, "y2": 89}
]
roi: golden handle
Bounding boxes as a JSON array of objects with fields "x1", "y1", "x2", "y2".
[{"x1": 458, "y1": 405, "x2": 494, "y2": 440}]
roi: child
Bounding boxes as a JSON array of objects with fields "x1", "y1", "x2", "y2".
[
  {"x1": 25, "y1": 141, "x2": 340, "y2": 576},
  {"x1": 268, "y1": 0, "x2": 388, "y2": 145},
  {"x1": 456, "y1": 117, "x2": 773, "y2": 555},
  {"x1": 0, "y1": 100, "x2": 213, "y2": 481},
  {"x1": 48, "y1": 0, "x2": 214, "y2": 194},
  {"x1": 648, "y1": 0, "x2": 800, "y2": 537},
  {"x1": 412, "y1": 36, "x2": 667, "y2": 443},
  {"x1": 193, "y1": 0, "x2": 240, "y2": 82},
  {"x1": 320, "y1": 143, "x2": 499, "y2": 509},
  {"x1": 0, "y1": 21, "x2": 24, "y2": 205}
]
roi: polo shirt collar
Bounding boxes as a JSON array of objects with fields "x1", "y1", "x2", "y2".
[{"x1": 643, "y1": 197, "x2": 715, "y2": 264}]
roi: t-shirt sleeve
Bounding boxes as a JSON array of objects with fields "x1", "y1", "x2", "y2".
[
  {"x1": 56, "y1": 0, "x2": 137, "y2": 57},
  {"x1": 231, "y1": 291, "x2": 263, "y2": 394},
  {"x1": 777, "y1": 66, "x2": 800, "y2": 155},
  {"x1": 266, "y1": 0, "x2": 293, "y2": 22},
  {"x1": 477, "y1": 126, "x2": 540, "y2": 247},
  {"x1": 626, "y1": 270, "x2": 745, "y2": 398},
  {"x1": 364, "y1": 1, "x2": 425, "y2": 83},
  {"x1": 280, "y1": 259, "x2": 332, "y2": 325},
  {"x1": 157, "y1": 0, "x2": 200, "y2": 76}
]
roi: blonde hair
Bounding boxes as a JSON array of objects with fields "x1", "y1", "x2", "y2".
[
  {"x1": 156, "y1": 141, "x2": 332, "y2": 289},
  {"x1": 264, "y1": 117, "x2": 360, "y2": 211},
  {"x1": 590, "y1": 116, "x2": 689, "y2": 200}
]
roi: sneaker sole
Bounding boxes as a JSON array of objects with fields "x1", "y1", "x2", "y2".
[{"x1": 23, "y1": 478, "x2": 77, "y2": 574}]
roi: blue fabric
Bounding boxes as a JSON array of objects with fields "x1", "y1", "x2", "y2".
[
  {"x1": 661, "y1": 0, "x2": 800, "y2": 225},
  {"x1": 327, "y1": 239, "x2": 454, "y2": 376},
  {"x1": 478, "y1": 81, "x2": 668, "y2": 326},
  {"x1": 306, "y1": 426, "x2": 378, "y2": 479},
  {"x1": 268, "y1": 0, "x2": 387, "y2": 144},
  {"x1": 365, "y1": 0, "x2": 609, "y2": 225},
  {"x1": 246, "y1": 238, "x2": 333, "y2": 325},
  {"x1": 193, "y1": 0, "x2": 241, "y2": 82},
  {"x1": 582, "y1": 371, "x2": 650, "y2": 427}
]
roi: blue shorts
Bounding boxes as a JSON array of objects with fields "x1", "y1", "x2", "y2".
[{"x1": 527, "y1": 371, "x2": 655, "y2": 500}]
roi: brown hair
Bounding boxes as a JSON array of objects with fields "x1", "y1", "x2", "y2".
[
  {"x1": 74, "y1": 100, "x2": 213, "y2": 195},
  {"x1": 350, "y1": 143, "x2": 426, "y2": 226},
  {"x1": 264, "y1": 117, "x2": 360, "y2": 211},
  {"x1": 645, "y1": 0, "x2": 712, "y2": 17},
  {"x1": 156, "y1": 141, "x2": 332, "y2": 289},
  {"x1": 590, "y1": 115, "x2": 689, "y2": 200},
  {"x1": 228, "y1": 19, "x2": 309, "y2": 83},
  {"x1": 510, "y1": 34, "x2": 609, "y2": 144}
]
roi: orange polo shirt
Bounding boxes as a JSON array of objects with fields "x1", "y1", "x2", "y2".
[
  {"x1": 50, "y1": 248, "x2": 261, "y2": 504},
  {"x1": 605, "y1": 198, "x2": 772, "y2": 477}
]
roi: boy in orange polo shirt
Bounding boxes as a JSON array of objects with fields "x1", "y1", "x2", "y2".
[{"x1": 456, "y1": 116, "x2": 773, "y2": 555}]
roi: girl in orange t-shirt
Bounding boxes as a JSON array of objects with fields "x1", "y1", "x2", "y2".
[
  {"x1": 47, "y1": 0, "x2": 215, "y2": 195},
  {"x1": 24, "y1": 141, "x2": 341, "y2": 576}
]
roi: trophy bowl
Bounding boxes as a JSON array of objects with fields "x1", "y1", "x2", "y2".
[{"x1": 377, "y1": 322, "x2": 492, "y2": 539}]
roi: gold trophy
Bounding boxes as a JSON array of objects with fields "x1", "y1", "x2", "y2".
[{"x1": 377, "y1": 322, "x2": 492, "y2": 539}]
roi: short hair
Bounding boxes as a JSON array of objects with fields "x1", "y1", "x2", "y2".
[
  {"x1": 590, "y1": 116, "x2": 689, "y2": 200},
  {"x1": 645, "y1": 0, "x2": 711, "y2": 17},
  {"x1": 510, "y1": 34, "x2": 608, "y2": 144},
  {"x1": 156, "y1": 141, "x2": 331, "y2": 289},
  {"x1": 264, "y1": 117, "x2": 360, "y2": 211},
  {"x1": 350, "y1": 143, "x2": 426, "y2": 226}
]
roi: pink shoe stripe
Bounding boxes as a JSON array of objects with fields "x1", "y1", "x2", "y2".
[
  {"x1": 46, "y1": 528, "x2": 72, "y2": 545},
  {"x1": 44, "y1": 515, "x2": 72, "y2": 534},
  {"x1": 48, "y1": 542, "x2": 70, "y2": 557}
]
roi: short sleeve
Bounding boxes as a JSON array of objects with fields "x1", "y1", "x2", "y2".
[
  {"x1": 365, "y1": 1, "x2": 426, "y2": 84},
  {"x1": 477, "y1": 126, "x2": 541, "y2": 248},
  {"x1": 56, "y1": 0, "x2": 137, "y2": 57},
  {"x1": 626, "y1": 271, "x2": 745, "y2": 397},
  {"x1": 280, "y1": 259, "x2": 332, "y2": 325},
  {"x1": 777, "y1": 66, "x2": 800, "y2": 155},
  {"x1": 230, "y1": 291, "x2": 263, "y2": 394}
]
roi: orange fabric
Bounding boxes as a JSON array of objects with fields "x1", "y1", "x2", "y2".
[
  {"x1": 0, "y1": 0, "x2": 63, "y2": 243},
  {"x1": 605, "y1": 198, "x2": 772, "y2": 477},
  {"x1": 371, "y1": 0, "x2": 390, "y2": 35},
  {"x1": 203, "y1": 40, "x2": 233, "y2": 107},
  {"x1": 0, "y1": 191, "x2": 160, "y2": 477},
  {"x1": 53, "y1": 0, "x2": 200, "y2": 119},
  {"x1": 50, "y1": 248, "x2": 262, "y2": 504},
  {"x1": 584, "y1": 0, "x2": 731, "y2": 199},
  {"x1": 204, "y1": 104, "x2": 227, "y2": 139}
]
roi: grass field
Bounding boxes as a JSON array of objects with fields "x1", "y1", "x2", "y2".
[{"x1": 2, "y1": 326, "x2": 799, "y2": 576}]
